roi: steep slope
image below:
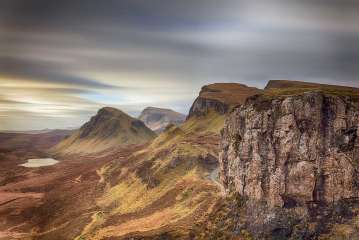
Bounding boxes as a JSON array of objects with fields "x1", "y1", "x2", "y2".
[
  {"x1": 217, "y1": 82, "x2": 359, "y2": 239},
  {"x1": 138, "y1": 107, "x2": 186, "y2": 133},
  {"x1": 53, "y1": 107, "x2": 156, "y2": 154},
  {"x1": 188, "y1": 83, "x2": 262, "y2": 119},
  {"x1": 71, "y1": 83, "x2": 260, "y2": 240}
]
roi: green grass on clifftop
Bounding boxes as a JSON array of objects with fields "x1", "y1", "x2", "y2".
[{"x1": 263, "y1": 81, "x2": 359, "y2": 100}]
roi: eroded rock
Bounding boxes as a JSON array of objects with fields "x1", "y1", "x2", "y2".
[{"x1": 219, "y1": 91, "x2": 359, "y2": 238}]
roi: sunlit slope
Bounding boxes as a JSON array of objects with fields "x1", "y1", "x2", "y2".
[
  {"x1": 74, "y1": 83, "x2": 261, "y2": 239},
  {"x1": 52, "y1": 107, "x2": 156, "y2": 154},
  {"x1": 74, "y1": 113, "x2": 223, "y2": 239}
]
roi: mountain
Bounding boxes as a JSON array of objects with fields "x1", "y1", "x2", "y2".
[
  {"x1": 138, "y1": 107, "x2": 186, "y2": 133},
  {"x1": 188, "y1": 83, "x2": 262, "y2": 119},
  {"x1": 214, "y1": 81, "x2": 359, "y2": 239},
  {"x1": 52, "y1": 107, "x2": 156, "y2": 154},
  {"x1": 68, "y1": 83, "x2": 261, "y2": 239},
  {"x1": 6, "y1": 80, "x2": 359, "y2": 240}
]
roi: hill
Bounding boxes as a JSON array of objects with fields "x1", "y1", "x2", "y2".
[
  {"x1": 138, "y1": 107, "x2": 186, "y2": 133},
  {"x1": 69, "y1": 83, "x2": 261, "y2": 239},
  {"x1": 2, "y1": 81, "x2": 359, "y2": 240},
  {"x1": 52, "y1": 107, "x2": 156, "y2": 154}
]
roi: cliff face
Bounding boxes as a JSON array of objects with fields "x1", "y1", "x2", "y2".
[
  {"x1": 220, "y1": 92, "x2": 359, "y2": 208},
  {"x1": 188, "y1": 96, "x2": 229, "y2": 118},
  {"x1": 188, "y1": 83, "x2": 262, "y2": 119},
  {"x1": 218, "y1": 90, "x2": 359, "y2": 238}
]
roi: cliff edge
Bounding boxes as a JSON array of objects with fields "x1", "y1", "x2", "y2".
[{"x1": 219, "y1": 82, "x2": 359, "y2": 239}]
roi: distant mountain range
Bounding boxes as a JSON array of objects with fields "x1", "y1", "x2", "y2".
[
  {"x1": 0, "y1": 128, "x2": 77, "y2": 135},
  {"x1": 0, "y1": 129, "x2": 75, "y2": 151}
]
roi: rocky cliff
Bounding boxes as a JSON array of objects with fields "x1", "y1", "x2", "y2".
[
  {"x1": 219, "y1": 83, "x2": 359, "y2": 238},
  {"x1": 188, "y1": 83, "x2": 261, "y2": 119},
  {"x1": 138, "y1": 106, "x2": 186, "y2": 133}
]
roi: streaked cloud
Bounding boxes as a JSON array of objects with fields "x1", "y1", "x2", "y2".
[{"x1": 0, "y1": 0, "x2": 359, "y2": 130}]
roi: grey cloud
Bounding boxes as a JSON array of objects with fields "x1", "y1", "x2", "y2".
[
  {"x1": 0, "y1": 86, "x2": 99, "y2": 95},
  {"x1": 0, "y1": 0, "x2": 359, "y2": 130},
  {"x1": 0, "y1": 57, "x2": 124, "y2": 89},
  {"x1": 1, "y1": 0, "x2": 359, "y2": 33},
  {"x1": 0, "y1": 98, "x2": 31, "y2": 105}
]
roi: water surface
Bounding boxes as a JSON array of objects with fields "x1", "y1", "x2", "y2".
[{"x1": 19, "y1": 158, "x2": 59, "y2": 168}]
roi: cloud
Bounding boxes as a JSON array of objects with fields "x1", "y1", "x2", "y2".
[
  {"x1": 0, "y1": 98, "x2": 31, "y2": 105},
  {"x1": 0, "y1": 57, "x2": 125, "y2": 89},
  {"x1": 0, "y1": 0, "x2": 359, "y2": 130}
]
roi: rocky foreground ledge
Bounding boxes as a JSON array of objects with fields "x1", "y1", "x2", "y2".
[{"x1": 219, "y1": 87, "x2": 359, "y2": 238}]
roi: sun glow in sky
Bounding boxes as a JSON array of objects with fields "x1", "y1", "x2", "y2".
[{"x1": 1, "y1": 0, "x2": 359, "y2": 130}]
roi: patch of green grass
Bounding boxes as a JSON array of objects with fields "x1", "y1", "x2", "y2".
[
  {"x1": 75, "y1": 210, "x2": 106, "y2": 240},
  {"x1": 135, "y1": 110, "x2": 222, "y2": 173},
  {"x1": 145, "y1": 110, "x2": 223, "y2": 156},
  {"x1": 263, "y1": 86, "x2": 359, "y2": 99},
  {"x1": 98, "y1": 162, "x2": 201, "y2": 215},
  {"x1": 181, "y1": 110, "x2": 224, "y2": 134}
]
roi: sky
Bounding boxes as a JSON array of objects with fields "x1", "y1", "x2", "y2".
[{"x1": 1, "y1": 0, "x2": 359, "y2": 130}]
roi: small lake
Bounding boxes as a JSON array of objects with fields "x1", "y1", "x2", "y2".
[{"x1": 19, "y1": 158, "x2": 59, "y2": 168}]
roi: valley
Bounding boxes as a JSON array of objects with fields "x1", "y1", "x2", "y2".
[
  {"x1": 0, "y1": 83, "x2": 254, "y2": 239},
  {"x1": 0, "y1": 139, "x2": 142, "y2": 239},
  {"x1": 0, "y1": 81, "x2": 359, "y2": 240},
  {"x1": 2, "y1": 1, "x2": 359, "y2": 239}
]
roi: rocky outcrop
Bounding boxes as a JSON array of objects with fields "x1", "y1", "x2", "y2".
[
  {"x1": 187, "y1": 83, "x2": 261, "y2": 119},
  {"x1": 138, "y1": 107, "x2": 185, "y2": 133},
  {"x1": 188, "y1": 96, "x2": 229, "y2": 119},
  {"x1": 219, "y1": 90, "x2": 359, "y2": 237}
]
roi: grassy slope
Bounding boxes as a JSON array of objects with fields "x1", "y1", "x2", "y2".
[
  {"x1": 72, "y1": 83, "x2": 261, "y2": 239},
  {"x1": 53, "y1": 129, "x2": 154, "y2": 154},
  {"x1": 264, "y1": 80, "x2": 359, "y2": 99},
  {"x1": 199, "y1": 83, "x2": 263, "y2": 106},
  {"x1": 74, "y1": 111, "x2": 224, "y2": 240},
  {"x1": 53, "y1": 108, "x2": 156, "y2": 154},
  {"x1": 73, "y1": 81, "x2": 359, "y2": 240}
]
